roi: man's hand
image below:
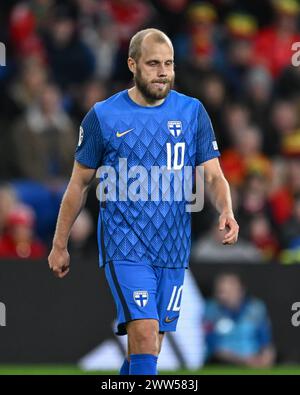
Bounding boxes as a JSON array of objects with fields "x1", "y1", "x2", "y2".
[
  {"x1": 48, "y1": 246, "x2": 70, "y2": 278},
  {"x1": 202, "y1": 158, "x2": 239, "y2": 245},
  {"x1": 47, "y1": 162, "x2": 96, "y2": 279},
  {"x1": 219, "y1": 212, "x2": 239, "y2": 245}
]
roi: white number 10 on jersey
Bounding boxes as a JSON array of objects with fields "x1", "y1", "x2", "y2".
[{"x1": 166, "y1": 142, "x2": 185, "y2": 170}]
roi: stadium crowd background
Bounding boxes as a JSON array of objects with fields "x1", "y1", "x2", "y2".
[{"x1": 0, "y1": 0, "x2": 300, "y2": 265}]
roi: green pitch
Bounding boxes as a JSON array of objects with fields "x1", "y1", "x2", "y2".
[{"x1": 0, "y1": 365, "x2": 300, "y2": 375}]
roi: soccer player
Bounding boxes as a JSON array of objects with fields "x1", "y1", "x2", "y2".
[{"x1": 48, "y1": 28, "x2": 239, "y2": 375}]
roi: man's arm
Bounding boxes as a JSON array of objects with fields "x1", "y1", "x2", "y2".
[
  {"x1": 48, "y1": 161, "x2": 96, "y2": 278},
  {"x1": 214, "y1": 346, "x2": 275, "y2": 368},
  {"x1": 202, "y1": 157, "x2": 239, "y2": 245},
  {"x1": 244, "y1": 346, "x2": 275, "y2": 368}
]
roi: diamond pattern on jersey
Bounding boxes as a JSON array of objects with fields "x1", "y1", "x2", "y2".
[{"x1": 96, "y1": 91, "x2": 201, "y2": 268}]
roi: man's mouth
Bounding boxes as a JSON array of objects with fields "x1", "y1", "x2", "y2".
[{"x1": 152, "y1": 81, "x2": 168, "y2": 88}]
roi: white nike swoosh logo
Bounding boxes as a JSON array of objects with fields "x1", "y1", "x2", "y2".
[{"x1": 116, "y1": 128, "x2": 134, "y2": 137}]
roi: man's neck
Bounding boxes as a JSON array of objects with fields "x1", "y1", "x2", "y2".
[{"x1": 128, "y1": 86, "x2": 166, "y2": 107}]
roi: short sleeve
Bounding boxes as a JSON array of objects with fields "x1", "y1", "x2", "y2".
[
  {"x1": 195, "y1": 101, "x2": 220, "y2": 165},
  {"x1": 75, "y1": 106, "x2": 104, "y2": 169}
]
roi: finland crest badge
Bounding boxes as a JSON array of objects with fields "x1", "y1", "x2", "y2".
[
  {"x1": 168, "y1": 121, "x2": 182, "y2": 137},
  {"x1": 133, "y1": 290, "x2": 149, "y2": 308}
]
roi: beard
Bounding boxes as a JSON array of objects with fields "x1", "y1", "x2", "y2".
[{"x1": 134, "y1": 68, "x2": 174, "y2": 103}]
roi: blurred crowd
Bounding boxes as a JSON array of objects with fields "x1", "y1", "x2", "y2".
[
  {"x1": 0, "y1": 0, "x2": 300, "y2": 263},
  {"x1": 203, "y1": 273, "x2": 275, "y2": 367}
]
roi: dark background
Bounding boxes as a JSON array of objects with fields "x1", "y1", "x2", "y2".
[{"x1": 0, "y1": 258, "x2": 300, "y2": 364}]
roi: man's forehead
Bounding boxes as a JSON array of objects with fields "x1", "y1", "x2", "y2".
[{"x1": 140, "y1": 38, "x2": 173, "y2": 60}]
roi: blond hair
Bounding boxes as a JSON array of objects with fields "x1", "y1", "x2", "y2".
[{"x1": 128, "y1": 28, "x2": 173, "y2": 61}]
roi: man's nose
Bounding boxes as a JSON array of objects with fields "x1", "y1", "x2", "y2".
[{"x1": 157, "y1": 64, "x2": 167, "y2": 76}]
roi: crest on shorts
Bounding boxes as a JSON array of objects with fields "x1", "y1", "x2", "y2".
[
  {"x1": 133, "y1": 290, "x2": 149, "y2": 307},
  {"x1": 168, "y1": 121, "x2": 182, "y2": 137}
]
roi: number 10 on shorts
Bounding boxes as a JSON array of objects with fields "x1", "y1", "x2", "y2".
[{"x1": 167, "y1": 285, "x2": 183, "y2": 312}]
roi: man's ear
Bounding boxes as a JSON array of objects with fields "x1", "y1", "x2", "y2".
[{"x1": 128, "y1": 57, "x2": 136, "y2": 74}]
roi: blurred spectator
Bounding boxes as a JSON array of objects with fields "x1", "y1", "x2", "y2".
[
  {"x1": 0, "y1": 58, "x2": 49, "y2": 180},
  {"x1": 101, "y1": 0, "x2": 155, "y2": 81},
  {"x1": 102, "y1": 0, "x2": 154, "y2": 45},
  {"x1": 186, "y1": 2, "x2": 219, "y2": 67},
  {"x1": 253, "y1": 0, "x2": 300, "y2": 78},
  {"x1": 269, "y1": 100, "x2": 300, "y2": 157},
  {"x1": 70, "y1": 79, "x2": 108, "y2": 124},
  {"x1": 80, "y1": 13, "x2": 118, "y2": 81},
  {"x1": 9, "y1": 57, "x2": 49, "y2": 113},
  {"x1": 221, "y1": 101, "x2": 251, "y2": 151},
  {"x1": 269, "y1": 159, "x2": 300, "y2": 225},
  {"x1": 197, "y1": 73, "x2": 227, "y2": 149},
  {"x1": 9, "y1": 2, "x2": 47, "y2": 63},
  {"x1": 244, "y1": 67, "x2": 273, "y2": 131},
  {"x1": 0, "y1": 185, "x2": 18, "y2": 235},
  {"x1": 221, "y1": 12, "x2": 258, "y2": 96},
  {"x1": 12, "y1": 83, "x2": 76, "y2": 182},
  {"x1": 248, "y1": 214, "x2": 280, "y2": 261},
  {"x1": 237, "y1": 173, "x2": 273, "y2": 236},
  {"x1": 221, "y1": 124, "x2": 272, "y2": 187},
  {"x1": 192, "y1": 219, "x2": 262, "y2": 264},
  {"x1": 176, "y1": 2, "x2": 221, "y2": 98},
  {"x1": 0, "y1": 204, "x2": 46, "y2": 259},
  {"x1": 280, "y1": 194, "x2": 300, "y2": 264},
  {"x1": 265, "y1": 99, "x2": 298, "y2": 156},
  {"x1": 42, "y1": 5, "x2": 96, "y2": 89},
  {"x1": 203, "y1": 273, "x2": 275, "y2": 367}
]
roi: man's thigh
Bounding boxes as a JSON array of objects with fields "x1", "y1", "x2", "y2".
[{"x1": 104, "y1": 261, "x2": 159, "y2": 336}]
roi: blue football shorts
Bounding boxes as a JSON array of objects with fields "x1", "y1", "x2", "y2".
[{"x1": 104, "y1": 260, "x2": 186, "y2": 335}]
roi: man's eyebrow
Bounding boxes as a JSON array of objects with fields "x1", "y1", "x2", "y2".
[{"x1": 145, "y1": 59, "x2": 174, "y2": 63}]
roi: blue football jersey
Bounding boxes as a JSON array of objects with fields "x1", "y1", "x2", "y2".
[{"x1": 75, "y1": 89, "x2": 220, "y2": 268}]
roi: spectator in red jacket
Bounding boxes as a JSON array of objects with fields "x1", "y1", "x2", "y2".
[
  {"x1": 0, "y1": 204, "x2": 46, "y2": 259},
  {"x1": 253, "y1": 0, "x2": 300, "y2": 78}
]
